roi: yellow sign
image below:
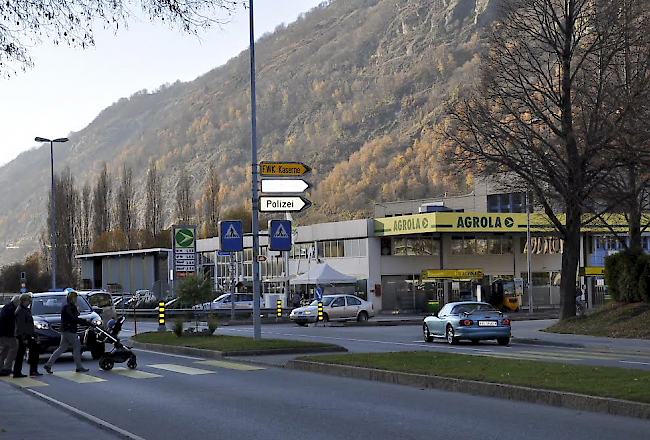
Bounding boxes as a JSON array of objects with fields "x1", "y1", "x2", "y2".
[
  {"x1": 579, "y1": 267, "x2": 605, "y2": 276},
  {"x1": 260, "y1": 161, "x2": 311, "y2": 177},
  {"x1": 421, "y1": 269, "x2": 484, "y2": 280}
]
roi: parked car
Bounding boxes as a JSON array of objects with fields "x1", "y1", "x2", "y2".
[
  {"x1": 192, "y1": 293, "x2": 262, "y2": 310},
  {"x1": 78, "y1": 290, "x2": 117, "y2": 323},
  {"x1": 289, "y1": 294, "x2": 374, "y2": 326},
  {"x1": 422, "y1": 301, "x2": 511, "y2": 346},
  {"x1": 30, "y1": 292, "x2": 106, "y2": 359}
]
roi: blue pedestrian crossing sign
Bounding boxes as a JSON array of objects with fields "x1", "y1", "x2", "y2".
[
  {"x1": 315, "y1": 287, "x2": 323, "y2": 301},
  {"x1": 269, "y1": 220, "x2": 292, "y2": 251},
  {"x1": 219, "y1": 220, "x2": 243, "y2": 252}
]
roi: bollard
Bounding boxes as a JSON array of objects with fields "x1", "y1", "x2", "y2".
[
  {"x1": 157, "y1": 301, "x2": 166, "y2": 332},
  {"x1": 276, "y1": 299, "x2": 282, "y2": 318},
  {"x1": 317, "y1": 301, "x2": 323, "y2": 324}
]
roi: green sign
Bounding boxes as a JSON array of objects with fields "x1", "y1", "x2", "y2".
[{"x1": 175, "y1": 228, "x2": 195, "y2": 248}]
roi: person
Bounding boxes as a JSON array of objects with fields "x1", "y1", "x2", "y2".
[
  {"x1": 44, "y1": 289, "x2": 90, "y2": 374},
  {"x1": 292, "y1": 291, "x2": 301, "y2": 309},
  {"x1": 0, "y1": 296, "x2": 20, "y2": 376},
  {"x1": 13, "y1": 293, "x2": 41, "y2": 377}
]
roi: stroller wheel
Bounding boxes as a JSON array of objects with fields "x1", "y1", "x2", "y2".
[
  {"x1": 99, "y1": 357, "x2": 114, "y2": 371},
  {"x1": 127, "y1": 354, "x2": 137, "y2": 370}
]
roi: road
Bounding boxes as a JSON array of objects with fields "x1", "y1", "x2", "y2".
[{"x1": 3, "y1": 346, "x2": 649, "y2": 440}]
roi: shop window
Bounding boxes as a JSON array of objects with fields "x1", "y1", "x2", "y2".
[
  {"x1": 451, "y1": 236, "x2": 463, "y2": 254},
  {"x1": 463, "y1": 236, "x2": 477, "y2": 254},
  {"x1": 476, "y1": 238, "x2": 488, "y2": 254}
]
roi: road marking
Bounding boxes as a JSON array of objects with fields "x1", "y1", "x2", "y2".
[
  {"x1": 196, "y1": 360, "x2": 265, "y2": 371},
  {"x1": 28, "y1": 389, "x2": 146, "y2": 440},
  {"x1": 619, "y1": 360, "x2": 650, "y2": 366},
  {"x1": 522, "y1": 350, "x2": 618, "y2": 360},
  {"x1": 0, "y1": 376, "x2": 48, "y2": 388},
  {"x1": 148, "y1": 364, "x2": 214, "y2": 375},
  {"x1": 54, "y1": 371, "x2": 106, "y2": 383},
  {"x1": 132, "y1": 348, "x2": 205, "y2": 361},
  {"x1": 110, "y1": 367, "x2": 162, "y2": 379}
]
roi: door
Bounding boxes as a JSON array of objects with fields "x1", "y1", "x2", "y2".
[
  {"x1": 345, "y1": 296, "x2": 361, "y2": 320},
  {"x1": 328, "y1": 296, "x2": 346, "y2": 320}
]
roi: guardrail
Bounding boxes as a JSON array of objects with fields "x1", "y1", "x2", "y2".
[{"x1": 115, "y1": 308, "x2": 290, "y2": 320}]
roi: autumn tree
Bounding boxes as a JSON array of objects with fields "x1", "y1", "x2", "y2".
[
  {"x1": 144, "y1": 160, "x2": 164, "y2": 243},
  {"x1": 201, "y1": 164, "x2": 220, "y2": 237},
  {"x1": 176, "y1": 166, "x2": 194, "y2": 225},
  {"x1": 92, "y1": 163, "x2": 111, "y2": 241},
  {"x1": 116, "y1": 164, "x2": 137, "y2": 246},
  {"x1": 444, "y1": 0, "x2": 650, "y2": 319},
  {"x1": 78, "y1": 183, "x2": 92, "y2": 254},
  {"x1": 0, "y1": 0, "x2": 238, "y2": 77}
]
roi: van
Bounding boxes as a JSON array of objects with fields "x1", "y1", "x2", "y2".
[{"x1": 79, "y1": 290, "x2": 118, "y2": 322}]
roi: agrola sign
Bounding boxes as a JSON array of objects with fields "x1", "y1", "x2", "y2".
[{"x1": 382, "y1": 213, "x2": 520, "y2": 235}]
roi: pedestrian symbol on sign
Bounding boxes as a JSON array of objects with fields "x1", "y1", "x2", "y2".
[
  {"x1": 273, "y1": 224, "x2": 289, "y2": 238},
  {"x1": 224, "y1": 225, "x2": 240, "y2": 239}
]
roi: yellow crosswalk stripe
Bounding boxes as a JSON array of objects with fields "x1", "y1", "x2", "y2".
[
  {"x1": 1, "y1": 376, "x2": 48, "y2": 388},
  {"x1": 110, "y1": 367, "x2": 162, "y2": 379},
  {"x1": 196, "y1": 360, "x2": 264, "y2": 371},
  {"x1": 148, "y1": 364, "x2": 214, "y2": 375},
  {"x1": 479, "y1": 352, "x2": 584, "y2": 361},
  {"x1": 522, "y1": 350, "x2": 619, "y2": 360},
  {"x1": 53, "y1": 371, "x2": 106, "y2": 383}
]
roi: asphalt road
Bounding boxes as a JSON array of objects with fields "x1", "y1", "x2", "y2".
[
  {"x1": 8, "y1": 348, "x2": 650, "y2": 440},
  {"x1": 120, "y1": 319, "x2": 650, "y2": 371}
]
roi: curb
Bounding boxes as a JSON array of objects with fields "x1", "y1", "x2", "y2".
[
  {"x1": 285, "y1": 360, "x2": 650, "y2": 420},
  {"x1": 127, "y1": 339, "x2": 347, "y2": 358}
]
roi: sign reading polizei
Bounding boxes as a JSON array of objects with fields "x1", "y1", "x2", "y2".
[
  {"x1": 259, "y1": 196, "x2": 311, "y2": 213},
  {"x1": 172, "y1": 225, "x2": 197, "y2": 278}
]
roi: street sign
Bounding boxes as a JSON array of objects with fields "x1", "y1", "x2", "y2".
[
  {"x1": 260, "y1": 161, "x2": 311, "y2": 177},
  {"x1": 256, "y1": 255, "x2": 267, "y2": 262},
  {"x1": 217, "y1": 251, "x2": 231, "y2": 257},
  {"x1": 259, "y1": 196, "x2": 311, "y2": 213},
  {"x1": 315, "y1": 287, "x2": 323, "y2": 301},
  {"x1": 261, "y1": 179, "x2": 310, "y2": 194},
  {"x1": 219, "y1": 220, "x2": 243, "y2": 252},
  {"x1": 172, "y1": 225, "x2": 197, "y2": 277},
  {"x1": 269, "y1": 220, "x2": 292, "y2": 251}
]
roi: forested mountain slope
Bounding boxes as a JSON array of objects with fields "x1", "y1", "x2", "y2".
[{"x1": 0, "y1": 0, "x2": 494, "y2": 265}]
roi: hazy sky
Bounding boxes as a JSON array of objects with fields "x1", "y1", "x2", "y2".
[{"x1": 0, "y1": 0, "x2": 325, "y2": 166}]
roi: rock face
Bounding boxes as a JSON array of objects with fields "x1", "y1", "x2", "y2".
[{"x1": 0, "y1": 0, "x2": 497, "y2": 265}]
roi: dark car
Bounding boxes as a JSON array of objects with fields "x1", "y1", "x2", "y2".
[{"x1": 31, "y1": 292, "x2": 106, "y2": 359}]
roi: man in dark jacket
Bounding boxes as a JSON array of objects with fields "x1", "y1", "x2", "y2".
[
  {"x1": 44, "y1": 289, "x2": 90, "y2": 373},
  {"x1": 13, "y1": 293, "x2": 41, "y2": 377},
  {"x1": 0, "y1": 295, "x2": 20, "y2": 376}
]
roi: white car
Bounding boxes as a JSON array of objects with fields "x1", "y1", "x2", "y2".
[
  {"x1": 192, "y1": 293, "x2": 262, "y2": 310},
  {"x1": 290, "y1": 294, "x2": 374, "y2": 326}
]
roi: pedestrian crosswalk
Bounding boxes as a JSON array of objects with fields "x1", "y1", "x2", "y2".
[
  {"x1": 472, "y1": 348, "x2": 638, "y2": 363},
  {"x1": 0, "y1": 359, "x2": 265, "y2": 388}
]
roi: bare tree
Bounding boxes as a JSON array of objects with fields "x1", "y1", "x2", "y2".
[
  {"x1": 145, "y1": 160, "x2": 163, "y2": 241},
  {"x1": 201, "y1": 164, "x2": 221, "y2": 238},
  {"x1": 444, "y1": 0, "x2": 650, "y2": 319},
  {"x1": 92, "y1": 163, "x2": 111, "y2": 241},
  {"x1": 176, "y1": 167, "x2": 194, "y2": 225},
  {"x1": 78, "y1": 183, "x2": 92, "y2": 254},
  {"x1": 0, "y1": 0, "x2": 239, "y2": 77},
  {"x1": 116, "y1": 164, "x2": 137, "y2": 246}
]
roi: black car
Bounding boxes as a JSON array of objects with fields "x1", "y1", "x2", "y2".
[{"x1": 31, "y1": 292, "x2": 106, "y2": 359}]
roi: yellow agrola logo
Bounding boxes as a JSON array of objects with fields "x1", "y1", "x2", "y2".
[
  {"x1": 456, "y1": 215, "x2": 514, "y2": 229},
  {"x1": 393, "y1": 216, "x2": 429, "y2": 231}
]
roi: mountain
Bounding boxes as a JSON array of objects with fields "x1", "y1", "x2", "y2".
[{"x1": 0, "y1": 0, "x2": 494, "y2": 265}]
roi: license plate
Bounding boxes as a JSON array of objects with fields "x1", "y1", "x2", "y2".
[{"x1": 478, "y1": 321, "x2": 497, "y2": 326}]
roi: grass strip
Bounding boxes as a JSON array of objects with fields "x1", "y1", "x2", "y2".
[
  {"x1": 300, "y1": 351, "x2": 650, "y2": 403},
  {"x1": 134, "y1": 331, "x2": 340, "y2": 351}
]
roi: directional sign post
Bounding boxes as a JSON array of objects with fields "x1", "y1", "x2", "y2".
[
  {"x1": 269, "y1": 220, "x2": 292, "y2": 251},
  {"x1": 261, "y1": 179, "x2": 310, "y2": 193},
  {"x1": 259, "y1": 196, "x2": 311, "y2": 213},
  {"x1": 219, "y1": 221, "x2": 243, "y2": 252},
  {"x1": 260, "y1": 161, "x2": 311, "y2": 177}
]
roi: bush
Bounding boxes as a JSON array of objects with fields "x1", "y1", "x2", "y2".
[
  {"x1": 605, "y1": 250, "x2": 650, "y2": 302},
  {"x1": 173, "y1": 318, "x2": 184, "y2": 337},
  {"x1": 207, "y1": 315, "x2": 219, "y2": 334}
]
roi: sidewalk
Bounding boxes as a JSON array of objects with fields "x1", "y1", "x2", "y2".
[{"x1": 0, "y1": 384, "x2": 123, "y2": 440}]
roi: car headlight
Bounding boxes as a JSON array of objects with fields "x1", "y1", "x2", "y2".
[
  {"x1": 34, "y1": 320, "x2": 50, "y2": 330},
  {"x1": 304, "y1": 311, "x2": 311, "y2": 315},
  {"x1": 92, "y1": 318, "x2": 103, "y2": 327}
]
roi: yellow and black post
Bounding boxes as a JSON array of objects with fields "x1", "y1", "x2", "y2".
[
  {"x1": 157, "y1": 301, "x2": 166, "y2": 332},
  {"x1": 276, "y1": 299, "x2": 282, "y2": 319},
  {"x1": 317, "y1": 301, "x2": 323, "y2": 325}
]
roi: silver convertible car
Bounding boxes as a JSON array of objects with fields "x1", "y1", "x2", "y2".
[{"x1": 423, "y1": 301, "x2": 511, "y2": 345}]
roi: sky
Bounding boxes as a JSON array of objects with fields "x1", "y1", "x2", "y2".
[{"x1": 0, "y1": 0, "x2": 325, "y2": 167}]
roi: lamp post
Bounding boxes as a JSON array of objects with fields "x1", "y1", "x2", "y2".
[{"x1": 35, "y1": 136, "x2": 69, "y2": 291}]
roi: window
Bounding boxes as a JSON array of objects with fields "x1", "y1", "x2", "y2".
[
  {"x1": 347, "y1": 296, "x2": 361, "y2": 306},
  {"x1": 394, "y1": 237, "x2": 440, "y2": 256},
  {"x1": 452, "y1": 235, "x2": 512, "y2": 255},
  {"x1": 487, "y1": 193, "x2": 526, "y2": 213},
  {"x1": 332, "y1": 297, "x2": 345, "y2": 307}
]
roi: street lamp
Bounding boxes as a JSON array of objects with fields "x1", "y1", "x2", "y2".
[{"x1": 35, "y1": 136, "x2": 69, "y2": 291}]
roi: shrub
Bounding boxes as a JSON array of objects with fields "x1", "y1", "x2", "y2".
[
  {"x1": 605, "y1": 250, "x2": 650, "y2": 302},
  {"x1": 207, "y1": 315, "x2": 219, "y2": 334},
  {"x1": 173, "y1": 318, "x2": 184, "y2": 337}
]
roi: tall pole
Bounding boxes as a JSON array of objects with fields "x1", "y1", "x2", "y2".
[
  {"x1": 526, "y1": 189, "x2": 533, "y2": 314},
  {"x1": 50, "y1": 141, "x2": 56, "y2": 291},
  {"x1": 249, "y1": 0, "x2": 262, "y2": 341}
]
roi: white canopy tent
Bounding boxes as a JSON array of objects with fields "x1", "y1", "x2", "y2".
[{"x1": 289, "y1": 263, "x2": 356, "y2": 285}]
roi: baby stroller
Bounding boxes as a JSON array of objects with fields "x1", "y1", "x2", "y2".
[{"x1": 94, "y1": 316, "x2": 137, "y2": 371}]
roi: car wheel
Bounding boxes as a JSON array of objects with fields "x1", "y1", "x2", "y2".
[
  {"x1": 99, "y1": 357, "x2": 114, "y2": 371},
  {"x1": 357, "y1": 311, "x2": 369, "y2": 323},
  {"x1": 497, "y1": 337, "x2": 510, "y2": 346},
  {"x1": 446, "y1": 325, "x2": 458, "y2": 345},
  {"x1": 127, "y1": 354, "x2": 137, "y2": 370},
  {"x1": 423, "y1": 324, "x2": 433, "y2": 343},
  {"x1": 91, "y1": 343, "x2": 105, "y2": 360}
]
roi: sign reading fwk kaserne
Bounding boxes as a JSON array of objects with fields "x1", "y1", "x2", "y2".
[
  {"x1": 172, "y1": 225, "x2": 197, "y2": 279},
  {"x1": 259, "y1": 161, "x2": 312, "y2": 213}
]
